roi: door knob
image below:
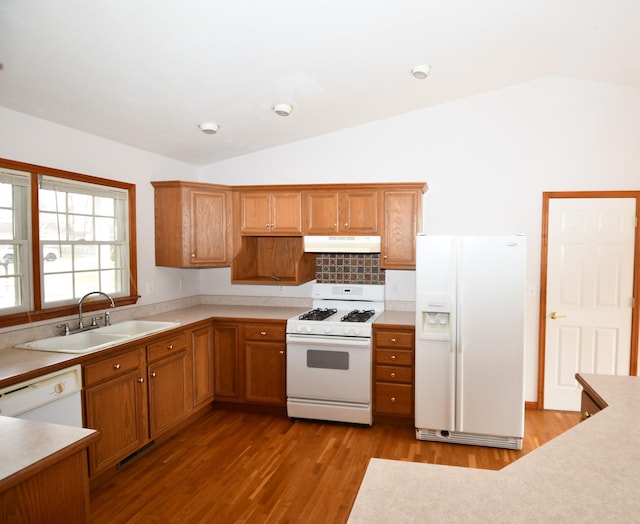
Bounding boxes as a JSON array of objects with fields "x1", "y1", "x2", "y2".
[{"x1": 550, "y1": 312, "x2": 566, "y2": 319}]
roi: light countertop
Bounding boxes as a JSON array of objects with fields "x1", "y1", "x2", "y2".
[
  {"x1": 0, "y1": 416, "x2": 98, "y2": 491},
  {"x1": 348, "y1": 373, "x2": 640, "y2": 523}
]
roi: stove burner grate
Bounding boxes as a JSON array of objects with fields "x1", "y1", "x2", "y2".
[
  {"x1": 298, "y1": 308, "x2": 338, "y2": 321},
  {"x1": 341, "y1": 309, "x2": 376, "y2": 323}
]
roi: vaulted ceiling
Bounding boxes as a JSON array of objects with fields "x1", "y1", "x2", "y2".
[{"x1": 1, "y1": 1, "x2": 638, "y2": 166}]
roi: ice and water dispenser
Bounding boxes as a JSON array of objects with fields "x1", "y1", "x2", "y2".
[{"x1": 417, "y1": 294, "x2": 453, "y2": 340}]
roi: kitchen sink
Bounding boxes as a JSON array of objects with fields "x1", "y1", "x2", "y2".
[
  {"x1": 15, "y1": 320, "x2": 179, "y2": 354},
  {"x1": 99, "y1": 320, "x2": 179, "y2": 337}
]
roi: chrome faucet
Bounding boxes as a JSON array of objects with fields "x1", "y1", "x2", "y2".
[{"x1": 78, "y1": 291, "x2": 115, "y2": 330}]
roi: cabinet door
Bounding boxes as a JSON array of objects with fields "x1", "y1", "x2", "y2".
[
  {"x1": 304, "y1": 191, "x2": 340, "y2": 234},
  {"x1": 190, "y1": 189, "x2": 230, "y2": 266},
  {"x1": 270, "y1": 192, "x2": 302, "y2": 234},
  {"x1": 191, "y1": 324, "x2": 214, "y2": 409},
  {"x1": 340, "y1": 190, "x2": 380, "y2": 234},
  {"x1": 245, "y1": 340, "x2": 286, "y2": 405},
  {"x1": 213, "y1": 324, "x2": 241, "y2": 400},
  {"x1": 239, "y1": 192, "x2": 271, "y2": 234},
  {"x1": 148, "y1": 350, "x2": 189, "y2": 437},
  {"x1": 381, "y1": 189, "x2": 420, "y2": 269},
  {"x1": 85, "y1": 364, "x2": 147, "y2": 475}
]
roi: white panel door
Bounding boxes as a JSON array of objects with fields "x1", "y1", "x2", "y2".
[{"x1": 544, "y1": 198, "x2": 635, "y2": 411}]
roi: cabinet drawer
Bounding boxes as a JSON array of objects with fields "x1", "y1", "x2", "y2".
[
  {"x1": 375, "y1": 348, "x2": 413, "y2": 366},
  {"x1": 148, "y1": 332, "x2": 188, "y2": 362},
  {"x1": 375, "y1": 365, "x2": 412, "y2": 384},
  {"x1": 375, "y1": 383, "x2": 413, "y2": 416},
  {"x1": 244, "y1": 324, "x2": 285, "y2": 342},
  {"x1": 375, "y1": 330, "x2": 413, "y2": 349},
  {"x1": 84, "y1": 348, "x2": 145, "y2": 387}
]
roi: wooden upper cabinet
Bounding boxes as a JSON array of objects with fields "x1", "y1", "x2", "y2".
[
  {"x1": 239, "y1": 190, "x2": 302, "y2": 235},
  {"x1": 304, "y1": 189, "x2": 380, "y2": 235},
  {"x1": 152, "y1": 181, "x2": 231, "y2": 268},
  {"x1": 381, "y1": 186, "x2": 425, "y2": 269}
]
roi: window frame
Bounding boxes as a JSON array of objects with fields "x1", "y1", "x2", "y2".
[{"x1": 0, "y1": 157, "x2": 139, "y2": 328}]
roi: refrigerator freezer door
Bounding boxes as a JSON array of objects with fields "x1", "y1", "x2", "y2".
[
  {"x1": 415, "y1": 235, "x2": 456, "y2": 432},
  {"x1": 455, "y1": 236, "x2": 526, "y2": 438}
]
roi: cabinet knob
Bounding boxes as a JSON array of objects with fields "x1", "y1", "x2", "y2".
[
  {"x1": 151, "y1": 372, "x2": 157, "y2": 378},
  {"x1": 167, "y1": 344, "x2": 173, "y2": 350},
  {"x1": 279, "y1": 350, "x2": 284, "y2": 355},
  {"x1": 54, "y1": 383, "x2": 65, "y2": 394},
  {"x1": 383, "y1": 255, "x2": 388, "y2": 259},
  {"x1": 344, "y1": 223, "x2": 349, "y2": 228},
  {"x1": 390, "y1": 354, "x2": 396, "y2": 360},
  {"x1": 265, "y1": 224, "x2": 270, "y2": 228},
  {"x1": 584, "y1": 411, "x2": 592, "y2": 419},
  {"x1": 390, "y1": 397, "x2": 397, "y2": 403},
  {"x1": 390, "y1": 338, "x2": 396, "y2": 342},
  {"x1": 113, "y1": 363, "x2": 121, "y2": 369},
  {"x1": 137, "y1": 377, "x2": 145, "y2": 383},
  {"x1": 390, "y1": 372, "x2": 396, "y2": 378},
  {"x1": 333, "y1": 223, "x2": 337, "y2": 229},
  {"x1": 191, "y1": 253, "x2": 196, "y2": 258},
  {"x1": 260, "y1": 331, "x2": 267, "y2": 336}
]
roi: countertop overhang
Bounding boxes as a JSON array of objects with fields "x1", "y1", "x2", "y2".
[{"x1": 348, "y1": 373, "x2": 640, "y2": 523}]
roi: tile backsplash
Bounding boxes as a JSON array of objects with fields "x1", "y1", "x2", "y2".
[{"x1": 315, "y1": 253, "x2": 385, "y2": 284}]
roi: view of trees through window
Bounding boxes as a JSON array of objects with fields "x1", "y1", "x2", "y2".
[{"x1": 0, "y1": 160, "x2": 136, "y2": 325}]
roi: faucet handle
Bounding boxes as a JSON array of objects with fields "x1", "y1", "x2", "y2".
[
  {"x1": 91, "y1": 316, "x2": 102, "y2": 327},
  {"x1": 57, "y1": 322, "x2": 71, "y2": 336}
]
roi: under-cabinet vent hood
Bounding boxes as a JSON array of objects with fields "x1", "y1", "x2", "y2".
[{"x1": 303, "y1": 236, "x2": 381, "y2": 253}]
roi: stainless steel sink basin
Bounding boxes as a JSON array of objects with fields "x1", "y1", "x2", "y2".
[{"x1": 16, "y1": 320, "x2": 179, "y2": 354}]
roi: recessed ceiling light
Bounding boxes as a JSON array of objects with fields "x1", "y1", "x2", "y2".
[
  {"x1": 411, "y1": 64, "x2": 431, "y2": 80},
  {"x1": 199, "y1": 122, "x2": 220, "y2": 134},
  {"x1": 273, "y1": 103, "x2": 293, "y2": 117}
]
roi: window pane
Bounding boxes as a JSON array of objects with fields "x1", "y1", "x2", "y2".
[
  {"x1": 43, "y1": 272, "x2": 73, "y2": 303},
  {"x1": 75, "y1": 245, "x2": 99, "y2": 270},
  {"x1": 100, "y1": 269, "x2": 120, "y2": 294},
  {"x1": 39, "y1": 188, "x2": 66, "y2": 213},
  {"x1": 69, "y1": 214, "x2": 94, "y2": 241},
  {"x1": 95, "y1": 217, "x2": 116, "y2": 241},
  {"x1": 75, "y1": 271, "x2": 100, "y2": 297},
  {"x1": 40, "y1": 211, "x2": 68, "y2": 240},
  {"x1": 68, "y1": 192, "x2": 93, "y2": 214}
]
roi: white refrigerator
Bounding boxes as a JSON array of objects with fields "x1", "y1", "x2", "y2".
[{"x1": 414, "y1": 235, "x2": 526, "y2": 450}]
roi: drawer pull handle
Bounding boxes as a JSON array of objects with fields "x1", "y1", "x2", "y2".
[
  {"x1": 113, "y1": 363, "x2": 121, "y2": 369},
  {"x1": 137, "y1": 377, "x2": 145, "y2": 383},
  {"x1": 260, "y1": 331, "x2": 267, "y2": 336},
  {"x1": 151, "y1": 372, "x2": 157, "y2": 378},
  {"x1": 390, "y1": 338, "x2": 397, "y2": 343},
  {"x1": 390, "y1": 397, "x2": 396, "y2": 403},
  {"x1": 390, "y1": 372, "x2": 396, "y2": 378}
]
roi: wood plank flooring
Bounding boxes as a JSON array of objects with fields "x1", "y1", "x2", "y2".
[{"x1": 90, "y1": 408, "x2": 580, "y2": 523}]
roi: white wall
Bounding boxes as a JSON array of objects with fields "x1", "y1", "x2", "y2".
[
  {"x1": 2, "y1": 77, "x2": 639, "y2": 400},
  {"x1": 199, "y1": 76, "x2": 640, "y2": 400}
]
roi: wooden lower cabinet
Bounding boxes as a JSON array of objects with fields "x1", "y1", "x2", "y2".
[
  {"x1": 213, "y1": 323, "x2": 241, "y2": 400},
  {"x1": 213, "y1": 319, "x2": 286, "y2": 407},
  {"x1": 147, "y1": 332, "x2": 189, "y2": 437},
  {"x1": 244, "y1": 322, "x2": 286, "y2": 405},
  {"x1": 84, "y1": 347, "x2": 148, "y2": 476},
  {"x1": 373, "y1": 325, "x2": 415, "y2": 419},
  {"x1": 191, "y1": 323, "x2": 215, "y2": 409},
  {"x1": 84, "y1": 325, "x2": 215, "y2": 477}
]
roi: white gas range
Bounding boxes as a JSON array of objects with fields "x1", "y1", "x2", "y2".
[{"x1": 286, "y1": 283, "x2": 384, "y2": 426}]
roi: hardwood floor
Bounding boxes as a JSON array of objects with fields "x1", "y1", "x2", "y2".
[{"x1": 90, "y1": 408, "x2": 580, "y2": 523}]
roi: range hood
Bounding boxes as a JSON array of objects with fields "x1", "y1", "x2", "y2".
[{"x1": 303, "y1": 235, "x2": 381, "y2": 253}]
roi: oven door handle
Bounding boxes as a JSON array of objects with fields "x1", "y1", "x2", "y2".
[{"x1": 286, "y1": 334, "x2": 371, "y2": 347}]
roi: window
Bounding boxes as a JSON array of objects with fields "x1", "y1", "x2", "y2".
[{"x1": 0, "y1": 158, "x2": 138, "y2": 327}]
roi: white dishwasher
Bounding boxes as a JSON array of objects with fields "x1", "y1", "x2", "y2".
[{"x1": 0, "y1": 364, "x2": 83, "y2": 427}]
